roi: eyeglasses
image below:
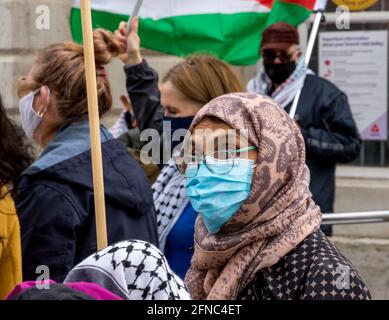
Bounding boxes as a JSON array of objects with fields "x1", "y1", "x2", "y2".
[
  {"x1": 262, "y1": 49, "x2": 298, "y2": 63},
  {"x1": 174, "y1": 146, "x2": 257, "y2": 178}
]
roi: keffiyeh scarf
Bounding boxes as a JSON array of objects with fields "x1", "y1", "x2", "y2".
[
  {"x1": 247, "y1": 57, "x2": 314, "y2": 108},
  {"x1": 64, "y1": 240, "x2": 190, "y2": 300},
  {"x1": 152, "y1": 158, "x2": 189, "y2": 251}
]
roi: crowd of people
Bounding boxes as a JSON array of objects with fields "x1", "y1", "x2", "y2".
[{"x1": 0, "y1": 17, "x2": 370, "y2": 300}]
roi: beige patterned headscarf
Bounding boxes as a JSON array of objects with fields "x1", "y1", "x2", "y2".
[{"x1": 184, "y1": 93, "x2": 322, "y2": 300}]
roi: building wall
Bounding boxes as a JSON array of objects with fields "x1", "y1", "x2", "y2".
[{"x1": 0, "y1": 0, "x2": 73, "y2": 117}]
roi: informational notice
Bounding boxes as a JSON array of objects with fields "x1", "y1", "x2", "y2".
[{"x1": 319, "y1": 30, "x2": 388, "y2": 141}]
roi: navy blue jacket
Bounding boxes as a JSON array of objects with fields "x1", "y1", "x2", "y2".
[
  {"x1": 15, "y1": 122, "x2": 158, "y2": 282},
  {"x1": 285, "y1": 74, "x2": 361, "y2": 215}
]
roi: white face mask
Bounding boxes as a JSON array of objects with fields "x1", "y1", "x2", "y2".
[{"x1": 18, "y1": 87, "x2": 49, "y2": 139}]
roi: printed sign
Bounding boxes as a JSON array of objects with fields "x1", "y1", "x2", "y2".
[{"x1": 319, "y1": 30, "x2": 388, "y2": 140}]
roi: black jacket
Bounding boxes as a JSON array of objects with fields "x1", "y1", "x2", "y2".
[
  {"x1": 284, "y1": 75, "x2": 361, "y2": 214},
  {"x1": 238, "y1": 229, "x2": 371, "y2": 300},
  {"x1": 125, "y1": 60, "x2": 164, "y2": 134},
  {"x1": 15, "y1": 122, "x2": 158, "y2": 282}
]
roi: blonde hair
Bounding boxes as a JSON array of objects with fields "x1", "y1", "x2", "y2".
[
  {"x1": 162, "y1": 55, "x2": 244, "y2": 105},
  {"x1": 19, "y1": 29, "x2": 120, "y2": 123}
]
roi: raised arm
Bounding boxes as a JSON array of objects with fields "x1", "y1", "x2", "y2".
[{"x1": 115, "y1": 17, "x2": 163, "y2": 134}]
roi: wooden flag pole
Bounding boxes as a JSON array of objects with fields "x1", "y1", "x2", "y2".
[{"x1": 80, "y1": 0, "x2": 108, "y2": 250}]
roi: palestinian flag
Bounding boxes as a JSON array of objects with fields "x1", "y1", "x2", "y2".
[{"x1": 70, "y1": 0, "x2": 327, "y2": 65}]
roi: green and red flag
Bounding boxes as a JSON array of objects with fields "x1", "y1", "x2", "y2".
[{"x1": 70, "y1": 0, "x2": 327, "y2": 65}]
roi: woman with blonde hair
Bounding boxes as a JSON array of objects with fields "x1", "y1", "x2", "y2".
[
  {"x1": 15, "y1": 29, "x2": 158, "y2": 282},
  {"x1": 113, "y1": 17, "x2": 243, "y2": 279}
]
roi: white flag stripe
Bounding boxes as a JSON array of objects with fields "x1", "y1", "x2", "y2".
[
  {"x1": 314, "y1": 0, "x2": 328, "y2": 11},
  {"x1": 72, "y1": 0, "x2": 270, "y2": 20}
]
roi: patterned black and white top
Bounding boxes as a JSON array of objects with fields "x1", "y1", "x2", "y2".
[
  {"x1": 238, "y1": 230, "x2": 371, "y2": 300},
  {"x1": 152, "y1": 158, "x2": 189, "y2": 252}
]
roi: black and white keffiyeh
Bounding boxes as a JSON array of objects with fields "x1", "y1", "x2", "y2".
[
  {"x1": 109, "y1": 110, "x2": 128, "y2": 139},
  {"x1": 247, "y1": 57, "x2": 314, "y2": 108},
  {"x1": 64, "y1": 240, "x2": 190, "y2": 300},
  {"x1": 152, "y1": 158, "x2": 189, "y2": 251}
]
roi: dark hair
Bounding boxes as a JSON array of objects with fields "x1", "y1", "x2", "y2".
[{"x1": 0, "y1": 94, "x2": 34, "y2": 194}]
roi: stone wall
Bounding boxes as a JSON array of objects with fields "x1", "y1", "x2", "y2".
[{"x1": 0, "y1": 0, "x2": 73, "y2": 117}]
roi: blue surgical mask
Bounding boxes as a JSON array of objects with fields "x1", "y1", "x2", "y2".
[
  {"x1": 19, "y1": 88, "x2": 49, "y2": 139},
  {"x1": 185, "y1": 156, "x2": 254, "y2": 234}
]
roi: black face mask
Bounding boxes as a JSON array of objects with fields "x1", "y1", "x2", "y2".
[
  {"x1": 163, "y1": 115, "x2": 194, "y2": 154},
  {"x1": 264, "y1": 61, "x2": 296, "y2": 84}
]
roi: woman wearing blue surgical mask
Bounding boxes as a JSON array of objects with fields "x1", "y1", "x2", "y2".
[
  {"x1": 14, "y1": 29, "x2": 158, "y2": 283},
  {"x1": 180, "y1": 93, "x2": 371, "y2": 300},
  {"x1": 113, "y1": 17, "x2": 243, "y2": 279}
]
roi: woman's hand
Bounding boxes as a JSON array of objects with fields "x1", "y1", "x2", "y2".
[
  {"x1": 115, "y1": 16, "x2": 142, "y2": 65},
  {"x1": 120, "y1": 95, "x2": 138, "y2": 129}
]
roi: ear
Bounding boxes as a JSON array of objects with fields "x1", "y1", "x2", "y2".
[
  {"x1": 35, "y1": 86, "x2": 50, "y2": 116},
  {"x1": 40, "y1": 86, "x2": 50, "y2": 107}
]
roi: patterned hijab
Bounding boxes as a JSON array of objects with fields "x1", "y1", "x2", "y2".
[{"x1": 184, "y1": 93, "x2": 321, "y2": 300}]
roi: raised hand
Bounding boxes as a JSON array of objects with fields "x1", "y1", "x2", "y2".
[{"x1": 115, "y1": 16, "x2": 142, "y2": 65}]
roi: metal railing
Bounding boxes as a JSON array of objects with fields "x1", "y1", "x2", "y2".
[{"x1": 322, "y1": 211, "x2": 389, "y2": 225}]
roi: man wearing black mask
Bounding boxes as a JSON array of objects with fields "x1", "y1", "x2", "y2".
[{"x1": 248, "y1": 22, "x2": 362, "y2": 236}]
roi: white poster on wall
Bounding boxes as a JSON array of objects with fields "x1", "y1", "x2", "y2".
[{"x1": 319, "y1": 30, "x2": 388, "y2": 141}]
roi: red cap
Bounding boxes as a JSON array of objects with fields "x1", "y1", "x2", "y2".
[{"x1": 261, "y1": 22, "x2": 299, "y2": 51}]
